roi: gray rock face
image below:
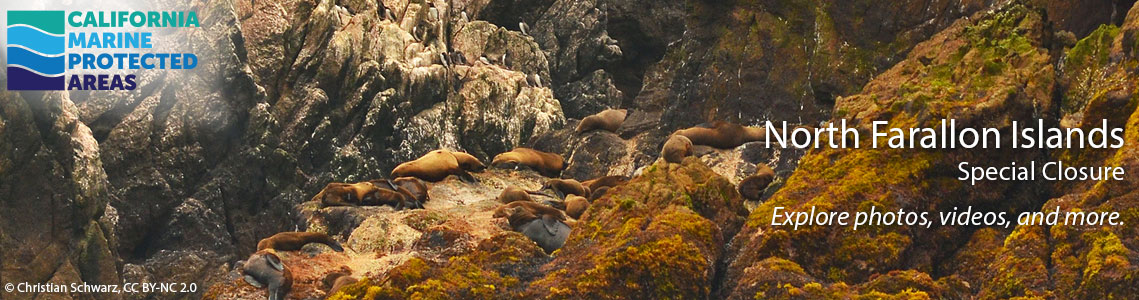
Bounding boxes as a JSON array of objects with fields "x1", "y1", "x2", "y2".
[
  {"x1": 529, "y1": 0, "x2": 684, "y2": 117},
  {"x1": 555, "y1": 69, "x2": 624, "y2": 119},
  {"x1": 1, "y1": 0, "x2": 560, "y2": 298},
  {"x1": 0, "y1": 91, "x2": 120, "y2": 300},
  {"x1": 562, "y1": 131, "x2": 628, "y2": 180},
  {"x1": 66, "y1": 2, "x2": 263, "y2": 297}
]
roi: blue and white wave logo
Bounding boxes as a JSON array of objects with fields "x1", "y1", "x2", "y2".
[{"x1": 7, "y1": 11, "x2": 65, "y2": 90}]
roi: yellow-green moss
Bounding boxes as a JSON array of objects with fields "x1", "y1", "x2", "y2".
[
  {"x1": 326, "y1": 278, "x2": 377, "y2": 300},
  {"x1": 1062, "y1": 25, "x2": 1121, "y2": 114},
  {"x1": 574, "y1": 235, "x2": 710, "y2": 298},
  {"x1": 527, "y1": 159, "x2": 747, "y2": 298},
  {"x1": 330, "y1": 233, "x2": 546, "y2": 299},
  {"x1": 403, "y1": 211, "x2": 447, "y2": 231},
  {"x1": 1074, "y1": 231, "x2": 1133, "y2": 297}
]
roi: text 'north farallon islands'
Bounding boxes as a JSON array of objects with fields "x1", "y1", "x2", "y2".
[{"x1": 765, "y1": 119, "x2": 1125, "y2": 150}]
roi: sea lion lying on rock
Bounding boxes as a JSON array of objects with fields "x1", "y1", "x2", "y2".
[
  {"x1": 371, "y1": 187, "x2": 422, "y2": 209},
  {"x1": 322, "y1": 270, "x2": 357, "y2": 299},
  {"x1": 392, "y1": 150, "x2": 479, "y2": 182},
  {"x1": 491, "y1": 148, "x2": 565, "y2": 177},
  {"x1": 542, "y1": 199, "x2": 567, "y2": 211},
  {"x1": 257, "y1": 232, "x2": 345, "y2": 252},
  {"x1": 449, "y1": 151, "x2": 486, "y2": 172},
  {"x1": 493, "y1": 201, "x2": 570, "y2": 253},
  {"x1": 581, "y1": 175, "x2": 628, "y2": 192},
  {"x1": 315, "y1": 182, "x2": 381, "y2": 207},
  {"x1": 661, "y1": 134, "x2": 693, "y2": 163},
  {"x1": 738, "y1": 163, "x2": 776, "y2": 201},
  {"x1": 498, "y1": 186, "x2": 535, "y2": 204},
  {"x1": 317, "y1": 181, "x2": 421, "y2": 209},
  {"x1": 369, "y1": 178, "x2": 429, "y2": 209},
  {"x1": 576, "y1": 108, "x2": 628, "y2": 133},
  {"x1": 241, "y1": 250, "x2": 292, "y2": 300},
  {"x1": 565, "y1": 195, "x2": 589, "y2": 219},
  {"x1": 589, "y1": 186, "x2": 610, "y2": 202},
  {"x1": 673, "y1": 121, "x2": 767, "y2": 149},
  {"x1": 540, "y1": 178, "x2": 590, "y2": 199}
]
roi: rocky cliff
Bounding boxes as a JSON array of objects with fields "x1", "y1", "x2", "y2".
[
  {"x1": 2, "y1": 0, "x2": 1138, "y2": 299},
  {"x1": 721, "y1": 2, "x2": 1139, "y2": 299}
]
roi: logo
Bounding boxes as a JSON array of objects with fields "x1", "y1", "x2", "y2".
[
  {"x1": 7, "y1": 11, "x2": 65, "y2": 90},
  {"x1": 4, "y1": 10, "x2": 200, "y2": 91}
]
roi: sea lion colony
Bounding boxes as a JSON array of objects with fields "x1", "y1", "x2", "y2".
[{"x1": 241, "y1": 117, "x2": 782, "y2": 299}]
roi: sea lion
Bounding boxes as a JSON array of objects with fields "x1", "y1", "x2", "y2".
[
  {"x1": 368, "y1": 178, "x2": 427, "y2": 209},
  {"x1": 581, "y1": 175, "x2": 628, "y2": 192},
  {"x1": 493, "y1": 201, "x2": 570, "y2": 253},
  {"x1": 318, "y1": 181, "x2": 417, "y2": 209},
  {"x1": 661, "y1": 134, "x2": 693, "y2": 163},
  {"x1": 673, "y1": 121, "x2": 767, "y2": 149},
  {"x1": 542, "y1": 200, "x2": 567, "y2": 211},
  {"x1": 497, "y1": 186, "x2": 534, "y2": 204},
  {"x1": 316, "y1": 182, "x2": 381, "y2": 207},
  {"x1": 241, "y1": 250, "x2": 292, "y2": 300},
  {"x1": 491, "y1": 148, "x2": 565, "y2": 177},
  {"x1": 322, "y1": 271, "x2": 357, "y2": 298},
  {"x1": 449, "y1": 151, "x2": 486, "y2": 172},
  {"x1": 564, "y1": 195, "x2": 589, "y2": 219},
  {"x1": 392, "y1": 150, "x2": 476, "y2": 182},
  {"x1": 257, "y1": 232, "x2": 345, "y2": 252},
  {"x1": 589, "y1": 186, "x2": 610, "y2": 202},
  {"x1": 575, "y1": 109, "x2": 628, "y2": 134},
  {"x1": 493, "y1": 201, "x2": 568, "y2": 226},
  {"x1": 540, "y1": 178, "x2": 590, "y2": 199},
  {"x1": 368, "y1": 187, "x2": 420, "y2": 209},
  {"x1": 738, "y1": 164, "x2": 775, "y2": 201},
  {"x1": 393, "y1": 177, "x2": 430, "y2": 205}
]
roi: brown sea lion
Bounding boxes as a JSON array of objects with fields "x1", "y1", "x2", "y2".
[
  {"x1": 493, "y1": 201, "x2": 567, "y2": 227},
  {"x1": 576, "y1": 108, "x2": 628, "y2": 133},
  {"x1": 491, "y1": 148, "x2": 565, "y2": 177},
  {"x1": 318, "y1": 181, "x2": 416, "y2": 209},
  {"x1": 540, "y1": 178, "x2": 589, "y2": 199},
  {"x1": 241, "y1": 250, "x2": 292, "y2": 300},
  {"x1": 493, "y1": 201, "x2": 570, "y2": 253},
  {"x1": 393, "y1": 177, "x2": 430, "y2": 205},
  {"x1": 257, "y1": 232, "x2": 345, "y2": 252},
  {"x1": 449, "y1": 151, "x2": 486, "y2": 172},
  {"x1": 673, "y1": 121, "x2": 767, "y2": 149},
  {"x1": 661, "y1": 134, "x2": 693, "y2": 163},
  {"x1": 565, "y1": 195, "x2": 589, "y2": 219},
  {"x1": 322, "y1": 271, "x2": 357, "y2": 299},
  {"x1": 316, "y1": 182, "x2": 381, "y2": 207},
  {"x1": 497, "y1": 186, "x2": 534, "y2": 204},
  {"x1": 391, "y1": 150, "x2": 476, "y2": 182},
  {"x1": 581, "y1": 175, "x2": 628, "y2": 192},
  {"x1": 367, "y1": 187, "x2": 418, "y2": 209},
  {"x1": 738, "y1": 164, "x2": 775, "y2": 201},
  {"x1": 542, "y1": 200, "x2": 567, "y2": 211},
  {"x1": 588, "y1": 186, "x2": 610, "y2": 202},
  {"x1": 368, "y1": 178, "x2": 427, "y2": 209}
]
